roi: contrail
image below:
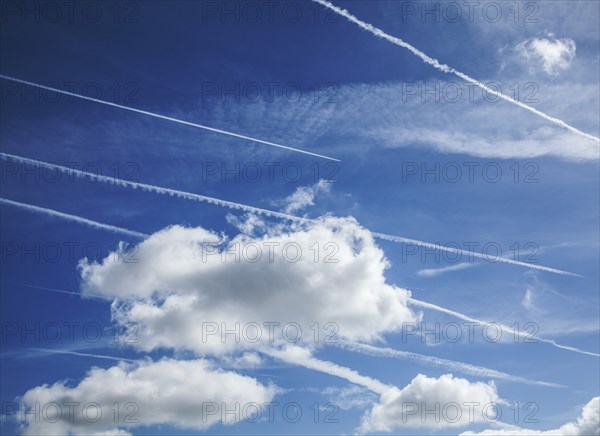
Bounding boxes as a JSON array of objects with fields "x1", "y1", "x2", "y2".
[
  {"x1": 1, "y1": 152, "x2": 577, "y2": 276},
  {"x1": 261, "y1": 345, "x2": 390, "y2": 394},
  {"x1": 339, "y1": 341, "x2": 563, "y2": 388},
  {"x1": 312, "y1": 0, "x2": 600, "y2": 144},
  {"x1": 0, "y1": 152, "x2": 312, "y2": 221},
  {"x1": 373, "y1": 232, "x2": 579, "y2": 277},
  {"x1": 29, "y1": 348, "x2": 137, "y2": 363},
  {"x1": 409, "y1": 297, "x2": 600, "y2": 357},
  {"x1": 1, "y1": 281, "x2": 106, "y2": 299},
  {"x1": 0, "y1": 74, "x2": 340, "y2": 162},
  {"x1": 0, "y1": 197, "x2": 148, "y2": 239}
]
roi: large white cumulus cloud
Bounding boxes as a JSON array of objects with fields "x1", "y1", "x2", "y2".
[
  {"x1": 79, "y1": 217, "x2": 417, "y2": 354},
  {"x1": 17, "y1": 358, "x2": 276, "y2": 435}
]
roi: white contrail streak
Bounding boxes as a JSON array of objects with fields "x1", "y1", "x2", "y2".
[
  {"x1": 339, "y1": 341, "x2": 563, "y2": 387},
  {"x1": 0, "y1": 152, "x2": 307, "y2": 221},
  {"x1": 29, "y1": 348, "x2": 137, "y2": 363},
  {"x1": 312, "y1": 0, "x2": 600, "y2": 144},
  {"x1": 2, "y1": 281, "x2": 105, "y2": 299},
  {"x1": 261, "y1": 346, "x2": 390, "y2": 394},
  {"x1": 0, "y1": 197, "x2": 148, "y2": 239},
  {"x1": 409, "y1": 298, "x2": 600, "y2": 357},
  {"x1": 373, "y1": 232, "x2": 579, "y2": 277},
  {"x1": 0, "y1": 152, "x2": 577, "y2": 276},
  {"x1": 0, "y1": 74, "x2": 340, "y2": 162}
]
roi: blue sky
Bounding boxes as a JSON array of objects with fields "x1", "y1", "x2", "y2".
[{"x1": 1, "y1": 1, "x2": 599, "y2": 435}]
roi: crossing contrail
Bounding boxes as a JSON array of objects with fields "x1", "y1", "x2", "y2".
[
  {"x1": 0, "y1": 74, "x2": 340, "y2": 162},
  {"x1": 409, "y1": 297, "x2": 600, "y2": 357},
  {"x1": 0, "y1": 197, "x2": 148, "y2": 239},
  {"x1": 339, "y1": 341, "x2": 563, "y2": 387},
  {"x1": 0, "y1": 152, "x2": 577, "y2": 276},
  {"x1": 312, "y1": 0, "x2": 600, "y2": 144}
]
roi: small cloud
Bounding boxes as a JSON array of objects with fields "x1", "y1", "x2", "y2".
[
  {"x1": 417, "y1": 262, "x2": 477, "y2": 278},
  {"x1": 516, "y1": 36, "x2": 576, "y2": 76},
  {"x1": 280, "y1": 179, "x2": 332, "y2": 214},
  {"x1": 521, "y1": 288, "x2": 541, "y2": 314},
  {"x1": 322, "y1": 385, "x2": 378, "y2": 410},
  {"x1": 358, "y1": 374, "x2": 501, "y2": 432},
  {"x1": 219, "y1": 351, "x2": 264, "y2": 369},
  {"x1": 226, "y1": 213, "x2": 267, "y2": 235}
]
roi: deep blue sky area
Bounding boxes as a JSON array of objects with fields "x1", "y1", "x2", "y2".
[{"x1": 1, "y1": 1, "x2": 599, "y2": 435}]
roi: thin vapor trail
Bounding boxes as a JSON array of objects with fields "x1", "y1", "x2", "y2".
[
  {"x1": 0, "y1": 74, "x2": 340, "y2": 162},
  {"x1": 409, "y1": 298, "x2": 600, "y2": 357},
  {"x1": 1, "y1": 281, "x2": 106, "y2": 300},
  {"x1": 261, "y1": 346, "x2": 390, "y2": 394},
  {"x1": 373, "y1": 232, "x2": 579, "y2": 277},
  {"x1": 29, "y1": 348, "x2": 137, "y2": 363},
  {"x1": 312, "y1": 0, "x2": 600, "y2": 144},
  {"x1": 0, "y1": 152, "x2": 577, "y2": 276},
  {"x1": 339, "y1": 341, "x2": 563, "y2": 388},
  {"x1": 0, "y1": 152, "x2": 311, "y2": 221},
  {"x1": 0, "y1": 197, "x2": 148, "y2": 239}
]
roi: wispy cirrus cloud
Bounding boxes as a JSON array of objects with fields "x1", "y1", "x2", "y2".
[
  {"x1": 0, "y1": 74, "x2": 339, "y2": 162},
  {"x1": 417, "y1": 262, "x2": 477, "y2": 278}
]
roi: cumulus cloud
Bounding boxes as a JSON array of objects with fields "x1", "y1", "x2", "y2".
[
  {"x1": 17, "y1": 358, "x2": 276, "y2": 435},
  {"x1": 79, "y1": 217, "x2": 417, "y2": 355},
  {"x1": 516, "y1": 36, "x2": 577, "y2": 76},
  {"x1": 460, "y1": 396, "x2": 599, "y2": 435},
  {"x1": 358, "y1": 374, "x2": 501, "y2": 433}
]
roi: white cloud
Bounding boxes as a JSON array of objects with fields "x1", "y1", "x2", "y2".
[
  {"x1": 218, "y1": 351, "x2": 264, "y2": 369},
  {"x1": 79, "y1": 217, "x2": 417, "y2": 355},
  {"x1": 87, "y1": 431, "x2": 132, "y2": 436},
  {"x1": 268, "y1": 80, "x2": 598, "y2": 162},
  {"x1": 460, "y1": 396, "x2": 599, "y2": 435},
  {"x1": 279, "y1": 179, "x2": 332, "y2": 214},
  {"x1": 516, "y1": 37, "x2": 577, "y2": 76},
  {"x1": 17, "y1": 358, "x2": 276, "y2": 435},
  {"x1": 322, "y1": 385, "x2": 378, "y2": 410},
  {"x1": 358, "y1": 374, "x2": 501, "y2": 433},
  {"x1": 417, "y1": 262, "x2": 477, "y2": 278}
]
